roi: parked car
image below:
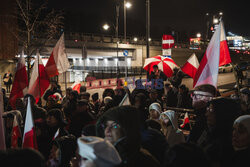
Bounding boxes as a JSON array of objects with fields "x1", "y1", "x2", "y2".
[{"x1": 219, "y1": 63, "x2": 233, "y2": 73}]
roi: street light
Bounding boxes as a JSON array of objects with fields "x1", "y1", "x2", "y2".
[
  {"x1": 133, "y1": 37, "x2": 138, "y2": 42},
  {"x1": 103, "y1": 24, "x2": 110, "y2": 31},
  {"x1": 196, "y1": 33, "x2": 201, "y2": 38},
  {"x1": 124, "y1": 0, "x2": 132, "y2": 43}
]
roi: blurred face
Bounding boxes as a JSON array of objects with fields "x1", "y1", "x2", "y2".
[
  {"x1": 104, "y1": 120, "x2": 124, "y2": 144},
  {"x1": 150, "y1": 92, "x2": 158, "y2": 100},
  {"x1": 77, "y1": 104, "x2": 88, "y2": 113},
  {"x1": 46, "y1": 115, "x2": 59, "y2": 127},
  {"x1": 205, "y1": 104, "x2": 216, "y2": 128},
  {"x1": 232, "y1": 123, "x2": 250, "y2": 150},
  {"x1": 191, "y1": 91, "x2": 213, "y2": 109},
  {"x1": 153, "y1": 67, "x2": 158, "y2": 72},
  {"x1": 160, "y1": 114, "x2": 171, "y2": 128},
  {"x1": 149, "y1": 109, "x2": 160, "y2": 120}
]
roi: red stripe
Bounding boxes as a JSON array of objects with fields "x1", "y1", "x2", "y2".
[
  {"x1": 45, "y1": 51, "x2": 59, "y2": 78},
  {"x1": 23, "y1": 127, "x2": 37, "y2": 149},
  {"x1": 219, "y1": 40, "x2": 231, "y2": 66},
  {"x1": 193, "y1": 52, "x2": 208, "y2": 87},
  {"x1": 181, "y1": 62, "x2": 197, "y2": 79}
]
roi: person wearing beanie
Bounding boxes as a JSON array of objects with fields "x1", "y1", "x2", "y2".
[
  {"x1": 231, "y1": 115, "x2": 250, "y2": 166},
  {"x1": 75, "y1": 136, "x2": 121, "y2": 167},
  {"x1": 149, "y1": 103, "x2": 162, "y2": 120},
  {"x1": 160, "y1": 110, "x2": 185, "y2": 147},
  {"x1": 96, "y1": 105, "x2": 160, "y2": 167}
]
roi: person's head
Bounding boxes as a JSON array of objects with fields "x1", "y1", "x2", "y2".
[
  {"x1": 160, "y1": 110, "x2": 178, "y2": 130},
  {"x1": 50, "y1": 80, "x2": 58, "y2": 90},
  {"x1": 76, "y1": 136, "x2": 121, "y2": 167},
  {"x1": 3, "y1": 148, "x2": 45, "y2": 167},
  {"x1": 70, "y1": 90, "x2": 79, "y2": 101},
  {"x1": 92, "y1": 93, "x2": 99, "y2": 102},
  {"x1": 134, "y1": 93, "x2": 147, "y2": 108},
  {"x1": 97, "y1": 106, "x2": 141, "y2": 151},
  {"x1": 191, "y1": 84, "x2": 217, "y2": 110},
  {"x1": 103, "y1": 96, "x2": 113, "y2": 105},
  {"x1": 49, "y1": 135, "x2": 77, "y2": 167},
  {"x1": 135, "y1": 79, "x2": 143, "y2": 88},
  {"x1": 15, "y1": 98, "x2": 24, "y2": 110},
  {"x1": 165, "y1": 83, "x2": 172, "y2": 92},
  {"x1": 149, "y1": 89, "x2": 158, "y2": 101},
  {"x1": 178, "y1": 84, "x2": 187, "y2": 94},
  {"x1": 47, "y1": 95, "x2": 57, "y2": 107},
  {"x1": 66, "y1": 87, "x2": 73, "y2": 97},
  {"x1": 153, "y1": 65, "x2": 158, "y2": 72},
  {"x1": 164, "y1": 143, "x2": 210, "y2": 167},
  {"x1": 206, "y1": 98, "x2": 241, "y2": 134},
  {"x1": 240, "y1": 87, "x2": 250, "y2": 104},
  {"x1": 149, "y1": 103, "x2": 162, "y2": 120},
  {"x1": 79, "y1": 92, "x2": 90, "y2": 101},
  {"x1": 77, "y1": 99, "x2": 89, "y2": 112},
  {"x1": 145, "y1": 119, "x2": 161, "y2": 132},
  {"x1": 24, "y1": 94, "x2": 36, "y2": 108},
  {"x1": 102, "y1": 88, "x2": 115, "y2": 99},
  {"x1": 46, "y1": 109, "x2": 67, "y2": 128},
  {"x1": 232, "y1": 115, "x2": 250, "y2": 151},
  {"x1": 80, "y1": 86, "x2": 87, "y2": 93}
]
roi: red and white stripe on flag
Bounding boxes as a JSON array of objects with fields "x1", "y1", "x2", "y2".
[
  {"x1": 181, "y1": 53, "x2": 199, "y2": 79},
  {"x1": 11, "y1": 115, "x2": 22, "y2": 148},
  {"x1": 180, "y1": 112, "x2": 190, "y2": 128},
  {"x1": 193, "y1": 21, "x2": 226, "y2": 88},
  {"x1": 22, "y1": 97, "x2": 38, "y2": 149},
  {"x1": 219, "y1": 22, "x2": 231, "y2": 66}
]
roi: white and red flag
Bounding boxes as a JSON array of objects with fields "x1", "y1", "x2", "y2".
[
  {"x1": 22, "y1": 97, "x2": 37, "y2": 149},
  {"x1": 219, "y1": 22, "x2": 231, "y2": 66},
  {"x1": 193, "y1": 21, "x2": 230, "y2": 88},
  {"x1": 181, "y1": 53, "x2": 199, "y2": 79},
  {"x1": 9, "y1": 52, "x2": 28, "y2": 109},
  {"x1": 11, "y1": 115, "x2": 22, "y2": 148},
  {"x1": 52, "y1": 128, "x2": 60, "y2": 140},
  {"x1": 28, "y1": 53, "x2": 50, "y2": 103},
  {"x1": 45, "y1": 33, "x2": 70, "y2": 78},
  {"x1": 180, "y1": 112, "x2": 191, "y2": 129},
  {"x1": 143, "y1": 55, "x2": 178, "y2": 77},
  {"x1": 71, "y1": 81, "x2": 81, "y2": 93}
]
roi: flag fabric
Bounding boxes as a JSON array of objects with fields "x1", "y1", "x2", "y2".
[
  {"x1": 71, "y1": 81, "x2": 81, "y2": 93},
  {"x1": 181, "y1": 53, "x2": 199, "y2": 79},
  {"x1": 53, "y1": 128, "x2": 60, "y2": 140},
  {"x1": 219, "y1": 21, "x2": 231, "y2": 66},
  {"x1": 180, "y1": 112, "x2": 191, "y2": 129},
  {"x1": 45, "y1": 33, "x2": 70, "y2": 78},
  {"x1": 0, "y1": 78, "x2": 6, "y2": 150},
  {"x1": 11, "y1": 115, "x2": 22, "y2": 148},
  {"x1": 28, "y1": 53, "x2": 50, "y2": 103},
  {"x1": 9, "y1": 53, "x2": 28, "y2": 109},
  {"x1": 22, "y1": 97, "x2": 37, "y2": 149},
  {"x1": 119, "y1": 93, "x2": 130, "y2": 106},
  {"x1": 193, "y1": 21, "x2": 225, "y2": 88}
]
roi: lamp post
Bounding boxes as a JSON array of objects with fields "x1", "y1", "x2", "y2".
[{"x1": 124, "y1": 1, "x2": 131, "y2": 43}]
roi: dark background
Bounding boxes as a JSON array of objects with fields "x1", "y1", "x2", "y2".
[{"x1": 47, "y1": 0, "x2": 249, "y2": 40}]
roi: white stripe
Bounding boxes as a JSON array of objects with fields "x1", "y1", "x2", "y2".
[
  {"x1": 187, "y1": 53, "x2": 199, "y2": 69},
  {"x1": 162, "y1": 40, "x2": 174, "y2": 44}
]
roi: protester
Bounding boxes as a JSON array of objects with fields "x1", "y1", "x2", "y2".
[
  {"x1": 130, "y1": 79, "x2": 149, "y2": 105},
  {"x1": 176, "y1": 84, "x2": 192, "y2": 109},
  {"x1": 239, "y1": 87, "x2": 250, "y2": 115},
  {"x1": 61, "y1": 87, "x2": 72, "y2": 108},
  {"x1": 47, "y1": 135, "x2": 77, "y2": 167},
  {"x1": 162, "y1": 83, "x2": 178, "y2": 107},
  {"x1": 96, "y1": 105, "x2": 161, "y2": 167},
  {"x1": 73, "y1": 136, "x2": 121, "y2": 167},
  {"x1": 3, "y1": 70, "x2": 12, "y2": 93},
  {"x1": 231, "y1": 115, "x2": 250, "y2": 166},
  {"x1": 43, "y1": 80, "x2": 62, "y2": 102},
  {"x1": 160, "y1": 110, "x2": 185, "y2": 147},
  {"x1": 187, "y1": 84, "x2": 217, "y2": 143},
  {"x1": 79, "y1": 85, "x2": 87, "y2": 93},
  {"x1": 148, "y1": 102, "x2": 162, "y2": 121},
  {"x1": 200, "y1": 97, "x2": 241, "y2": 167},
  {"x1": 146, "y1": 89, "x2": 162, "y2": 108}
]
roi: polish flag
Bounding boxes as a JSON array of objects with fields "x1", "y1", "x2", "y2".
[
  {"x1": 22, "y1": 97, "x2": 38, "y2": 149},
  {"x1": 71, "y1": 82, "x2": 81, "y2": 93},
  {"x1": 180, "y1": 112, "x2": 191, "y2": 129},
  {"x1": 219, "y1": 22, "x2": 231, "y2": 66},
  {"x1": 45, "y1": 33, "x2": 70, "y2": 78},
  {"x1": 28, "y1": 53, "x2": 50, "y2": 103},
  {"x1": 52, "y1": 128, "x2": 60, "y2": 140},
  {"x1": 181, "y1": 53, "x2": 199, "y2": 79},
  {"x1": 193, "y1": 21, "x2": 229, "y2": 88},
  {"x1": 9, "y1": 53, "x2": 28, "y2": 109},
  {"x1": 11, "y1": 115, "x2": 22, "y2": 148},
  {"x1": 119, "y1": 93, "x2": 130, "y2": 106}
]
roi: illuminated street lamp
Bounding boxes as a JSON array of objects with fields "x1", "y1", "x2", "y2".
[
  {"x1": 196, "y1": 33, "x2": 201, "y2": 38},
  {"x1": 213, "y1": 18, "x2": 219, "y2": 24},
  {"x1": 103, "y1": 24, "x2": 110, "y2": 30},
  {"x1": 124, "y1": 1, "x2": 132, "y2": 43},
  {"x1": 133, "y1": 37, "x2": 138, "y2": 42}
]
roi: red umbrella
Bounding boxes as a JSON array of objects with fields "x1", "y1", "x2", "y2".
[{"x1": 143, "y1": 55, "x2": 179, "y2": 77}]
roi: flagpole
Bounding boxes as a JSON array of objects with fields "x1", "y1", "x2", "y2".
[
  {"x1": 37, "y1": 52, "x2": 41, "y2": 105},
  {"x1": 64, "y1": 72, "x2": 67, "y2": 92}
]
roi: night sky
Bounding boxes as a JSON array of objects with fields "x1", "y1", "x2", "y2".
[{"x1": 47, "y1": 0, "x2": 249, "y2": 40}]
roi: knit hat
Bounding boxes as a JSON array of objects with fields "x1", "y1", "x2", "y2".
[
  {"x1": 234, "y1": 115, "x2": 250, "y2": 134},
  {"x1": 77, "y1": 136, "x2": 121, "y2": 167},
  {"x1": 149, "y1": 103, "x2": 162, "y2": 114},
  {"x1": 160, "y1": 110, "x2": 178, "y2": 130}
]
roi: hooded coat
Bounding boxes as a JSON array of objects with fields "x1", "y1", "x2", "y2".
[
  {"x1": 160, "y1": 110, "x2": 185, "y2": 147},
  {"x1": 96, "y1": 105, "x2": 160, "y2": 167}
]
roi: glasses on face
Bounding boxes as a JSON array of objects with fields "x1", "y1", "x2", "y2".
[
  {"x1": 206, "y1": 106, "x2": 214, "y2": 113},
  {"x1": 102, "y1": 122, "x2": 120, "y2": 131},
  {"x1": 191, "y1": 91, "x2": 213, "y2": 100}
]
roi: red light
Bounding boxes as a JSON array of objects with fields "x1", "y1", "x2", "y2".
[{"x1": 75, "y1": 39, "x2": 78, "y2": 42}]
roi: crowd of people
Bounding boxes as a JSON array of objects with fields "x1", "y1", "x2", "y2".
[{"x1": 0, "y1": 67, "x2": 250, "y2": 167}]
